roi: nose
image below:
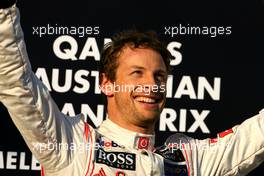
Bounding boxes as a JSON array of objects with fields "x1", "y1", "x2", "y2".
[
  {"x1": 144, "y1": 73, "x2": 158, "y2": 86},
  {"x1": 139, "y1": 73, "x2": 160, "y2": 94}
]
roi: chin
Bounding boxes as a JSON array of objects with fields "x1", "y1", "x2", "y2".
[{"x1": 141, "y1": 113, "x2": 159, "y2": 123}]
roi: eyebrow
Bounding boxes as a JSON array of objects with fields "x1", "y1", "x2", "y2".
[
  {"x1": 130, "y1": 66, "x2": 145, "y2": 70},
  {"x1": 130, "y1": 65, "x2": 167, "y2": 74}
]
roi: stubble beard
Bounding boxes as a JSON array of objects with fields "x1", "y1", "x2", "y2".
[{"x1": 115, "y1": 93, "x2": 160, "y2": 129}]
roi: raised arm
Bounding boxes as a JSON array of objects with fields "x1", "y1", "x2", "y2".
[
  {"x1": 0, "y1": 4, "x2": 86, "y2": 172},
  {"x1": 192, "y1": 109, "x2": 264, "y2": 175}
]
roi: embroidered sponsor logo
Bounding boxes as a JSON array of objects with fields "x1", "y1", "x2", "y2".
[
  {"x1": 93, "y1": 168, "x2": 107, "y2": 176},
  {"x1": 98, "y1": 137, "x2": 120, "y2": 148},
  {"x1": 155, "y1": 144, "x2": 186, "y2": 162},
  {"x1": 115, "y1": 170, "x2": 126, "y2": 176},
  {"x1": 210, "y1": 128, "x2": 233, "y2": 144},
  {"x1": 137, "y1": 137, "x2": 149, "y2": 149},
  {"x1": 96, "y1": 148, "x2": 136, "y2": 170}
]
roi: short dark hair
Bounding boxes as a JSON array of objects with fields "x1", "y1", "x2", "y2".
[{"x1": 99, "y1": 30, "x2": 172, "y2": 85}]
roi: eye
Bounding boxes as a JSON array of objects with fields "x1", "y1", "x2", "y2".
[
  {"x1": 155, "y1": 73, "x2": 166, "y2": 82},
  {"x1": 131, "y1": 70, "x2": 143, "y2": 75}
]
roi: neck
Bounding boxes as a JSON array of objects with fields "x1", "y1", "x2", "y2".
[{"x1": 108, "y1": 116, "x2": 155, "y2": 134}]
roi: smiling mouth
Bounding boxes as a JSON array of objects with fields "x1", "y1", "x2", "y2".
[{"x1": 133, "y1": 95, "x2": 162, "y2": 104}]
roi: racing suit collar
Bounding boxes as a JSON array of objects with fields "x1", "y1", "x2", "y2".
[{"x1": 97, "y1": 118, "x2": 155, "y2": 151}]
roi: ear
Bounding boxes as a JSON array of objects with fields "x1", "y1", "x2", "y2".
[{"x1": 100, "y1": 73, "x2": 114, "y2": 97}]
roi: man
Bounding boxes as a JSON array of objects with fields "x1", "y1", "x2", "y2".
[{"x1": 1, "y1": 2, "x2": 264, "y2": 176}]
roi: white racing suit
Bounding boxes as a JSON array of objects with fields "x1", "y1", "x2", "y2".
[{"x1": 1, "y1": 4, "x2": 264, "y2": 176}]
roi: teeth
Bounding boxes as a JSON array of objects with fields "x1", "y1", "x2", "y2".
[{"x1": 135, "y1": 97, "x2": 156, "y2": 103}]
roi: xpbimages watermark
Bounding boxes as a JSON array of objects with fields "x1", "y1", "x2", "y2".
[
  {"x1": 31, "y1": 138, "x2": 232, "y2": 154},
  {"x1": 100, "y1": 82, "x2": 166, "y2": 95}
]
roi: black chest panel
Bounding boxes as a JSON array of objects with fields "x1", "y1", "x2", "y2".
[{"x1": 155, "y1": 133, "x2": 189, "y2": 176}]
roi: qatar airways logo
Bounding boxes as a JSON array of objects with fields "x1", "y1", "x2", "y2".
[
  {"x1": 96, "y1": 148, "x2": 136, "y2": 170},
  {"x1": 52, "y1": 36, "x2": 182, "y2": 66}
]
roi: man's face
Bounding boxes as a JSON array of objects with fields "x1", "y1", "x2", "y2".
[{"x1": 110, "y1": 46, "x2": 167, "y2": 128}]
